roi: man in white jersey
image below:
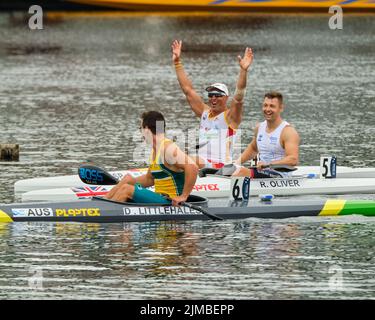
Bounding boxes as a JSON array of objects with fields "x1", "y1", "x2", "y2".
[
  {"x1": 171, "y1": 40, "x2": 254, "y2": 169},
  {"x1": 233, "y1": 91, "x2": 300, "y2": 178}
]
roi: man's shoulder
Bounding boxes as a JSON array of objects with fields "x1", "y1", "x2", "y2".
[
  {"x1": 283, "y1": 122, "x2": 297, "y2": 131},
  {"x1": 163, "y1": 139, "x2": 176, "y2": 150},
  {"x1": 198, "y1": 106, "x2": 210, "y2": 118},
  {"x1": 163, "y1": 140, "x2": 184, "y2": 156},
  {"x1": 282, "y1": 124, "x2": 300, "y2": 139},
  {"x1": 254, "y1": 121, "x2": 264, "y2": 132}
]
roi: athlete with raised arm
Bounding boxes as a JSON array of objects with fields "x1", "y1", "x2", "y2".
[{"x1": 172, "y1": 40, "x2": 254, "y2": 169}]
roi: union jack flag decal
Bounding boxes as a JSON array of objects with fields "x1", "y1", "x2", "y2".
[{"x1": 71, "y1": 186, "x2": 110, "y2": 199}]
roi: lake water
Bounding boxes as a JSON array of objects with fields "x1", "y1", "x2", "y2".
[{"x1": 0, "y1": 11, "x2": 374, "y2": 299}]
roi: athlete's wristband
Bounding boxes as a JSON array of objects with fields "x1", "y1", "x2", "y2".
[{"x1": 174, "y1": 60, "x2": 183, "y2": 70}]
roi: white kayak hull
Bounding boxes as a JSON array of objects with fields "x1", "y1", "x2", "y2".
[
  {"x1": 20, "y1": 176, "x2": 375, "y2": 203},
  {"x1": 14, "y1": 168, "x2": 147, "y2": 194},
  {"x1": 14, "y1": 166, "x2": 375, "y2": 195}
]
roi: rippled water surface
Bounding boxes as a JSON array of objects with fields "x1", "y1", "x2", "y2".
[
  {"x1": 0, "y1": 12, "x2": 374, "y2": 299},
  {"x1": 1, "y1": 218, "x2": 375, "y2": 299}
]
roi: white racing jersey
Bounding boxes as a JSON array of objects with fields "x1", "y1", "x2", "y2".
[
  {"x1": 198, "y1": 110, "x2": 236, "y2": 168},
  {"x1": 257, "y1": 120, "x2": 290, "y2": 176}
]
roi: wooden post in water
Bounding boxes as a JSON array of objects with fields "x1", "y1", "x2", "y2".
[{"x1": 0, "y1": 144, "x2": 19, "y2": 161}]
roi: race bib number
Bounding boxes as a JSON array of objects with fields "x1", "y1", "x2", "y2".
[
  {"x1": 230, "y1": 177, "x2": 250, "y2": 201},
  {"x1": 320, "y1": 155, "x2": 337, "y2": 179}
]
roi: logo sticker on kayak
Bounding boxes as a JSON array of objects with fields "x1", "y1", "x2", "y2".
[
  {"x1": 123, "y1": 206, "x2": 201, "y2": 216},
  {"x1": 193, "y1": 184, "x2": 219, "y2": 191},
  {"x1": 72, "y1": 186, "x2": 111, "y2": 199},
  {"x1": 79, "y1": 167, "x2": 104, "y2": 184},
  {"x1": 55, "y1": 208, "x2": 101, "y2": 217},
  {"x1": 12, "y1": 208, "x2": 53, "y2": 217}
]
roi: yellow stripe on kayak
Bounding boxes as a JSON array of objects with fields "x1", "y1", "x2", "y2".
[
  {"x1": 0, "y1": 209, "x2": 13, "y2": 223},
  {"x1": 319, "y1": 200, "x2": 346, "y2": 216}
]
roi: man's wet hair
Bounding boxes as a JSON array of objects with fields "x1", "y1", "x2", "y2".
[
  {"x1": 264, "y1": 91, "x2": 283, "y2": 104},
  {"x1": 141, "y1": 111, "x2": 166, "y2": 135}
]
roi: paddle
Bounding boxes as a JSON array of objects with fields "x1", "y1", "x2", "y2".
[
  {"x1": 199, "y1": 163, "x2": 297, "y2": 177},
  {"x1": 78, "y1": 164, "x2": 222, "y2": 221},
  {"x1": 262, "y1": 164, "x2": 297, "y2": 172},
  {"x1": 195, "y1": 141, "x2": 209, "y2": 150},
  {"x1": 78, "y1": 164, "x2": 119, "y2": 185},
  {"x1": 175, "y1": 200, "x2": 223, "y2": 221}
]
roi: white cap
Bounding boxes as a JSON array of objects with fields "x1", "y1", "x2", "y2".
[{"x1": 205, "y1": 83, "x2": 229, "y2": 96}]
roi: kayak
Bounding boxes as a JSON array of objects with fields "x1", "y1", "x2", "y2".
[
  {"x1": 20, "y1": 176, "x2": 375, "y2": 202},
  {"x1": 1, "y1": 196, "x2": 375, "y2": 223},
  {"x1": 14, "y1": 168, "x2": 147, "y2": 194},
  {"x1": 66, "y1": 0, "x2": 375, "y2": 11},
  {"x1": 14, "y1": 166, "x2": 375, "y2": 195}
]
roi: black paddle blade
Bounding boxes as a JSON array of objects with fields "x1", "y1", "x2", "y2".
[
  {"x1": 248, "y1": 164, "x2": 297, "y2": 173},
  {"x1": 269, "y1": 165, "x2": 297, "y2": 172},
  {"x1": 78, "y1": 165, "x2": 119, "y2": 185},
  {"x1": 199, "y1": 167, "x2": 219, "y2": 177},
  {"x1": 199, "y1": 164, "x2": 297, "y2": 178}
]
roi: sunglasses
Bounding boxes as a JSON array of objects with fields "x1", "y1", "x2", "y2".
[{"x1": 208, "y1": 92, "x2": 225, "y2": 98}]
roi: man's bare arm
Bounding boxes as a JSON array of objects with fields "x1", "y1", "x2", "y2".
[
  {"x1": 227, "y1": 47, "x2": 254, "y2": 128},
  {"x1": 267, "y1": 126, "x2": 300, "y2": 167},
  {"x1": 165, "y1": 143, "x2": 198, "y2": 199},
  {"x1": 235, "y1": 138, "x2": 258, "y2": 165},
  {"x1": 172, "y1": 40, "x2": 207, "y2": 117},
  {"x1": 235, "y1": 125, "x2": 259, "y2": 165}
]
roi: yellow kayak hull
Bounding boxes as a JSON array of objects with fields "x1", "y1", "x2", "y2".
[{"x1": 67, "y1": 0, "x2": 375, "y2": 11}]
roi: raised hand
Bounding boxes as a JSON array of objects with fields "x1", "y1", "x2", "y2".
[
  {"x1": 237, "y1": 47, "x2": 254, "y2": 71},
  {"x1": 171, "y1": 40, "x2": 182, "y2": 63}
]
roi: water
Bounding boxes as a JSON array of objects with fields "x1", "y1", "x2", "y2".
[
  {"x1": 0, "y1": 12, "x2": 375, "y2": 299},
  {"x1": 1, "y1": 217, "x2": 375, "y2": 299}
]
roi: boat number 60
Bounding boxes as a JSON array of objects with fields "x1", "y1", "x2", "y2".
[{"x1": 230, "y1": 177, "x2": 250, "y2": 201}]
